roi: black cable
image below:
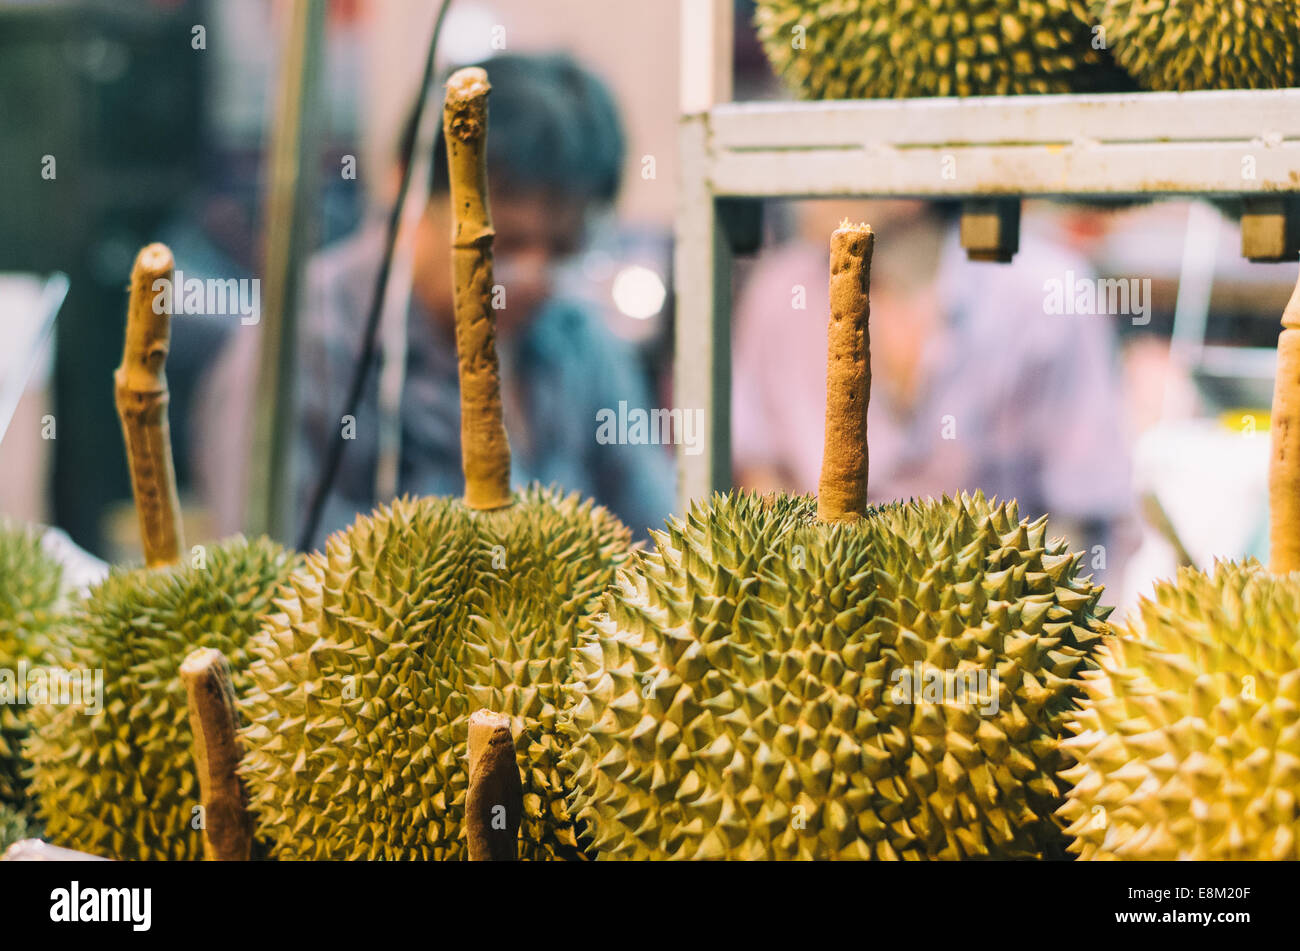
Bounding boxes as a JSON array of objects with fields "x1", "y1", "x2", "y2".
[{"x1": 297, "y1": 0, "x2": 453, "y2": 552}]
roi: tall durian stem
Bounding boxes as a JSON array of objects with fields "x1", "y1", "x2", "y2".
[
  {"x1": 114, "y1": 242, "x2": 184, "y2": 567},
  {"x1": 817, "y1": 220, "x2": 874, "y2": 523},
  {"x1": 181, "y1": 648, "x2": 253, "y2": 861},
  {"x1": 465, "y1": 709, "x2": 522, "y2": 860},
  {"x1": 444, "y1": 67, "x2": 512, "y2": 510},
  {"x1": 1269, "y1": 260, "x2": 1300, "y2": 573}
]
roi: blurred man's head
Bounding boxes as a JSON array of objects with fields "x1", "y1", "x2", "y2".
[{"x1": 408, "y1": 53, "x2": 624, "y2": 334}]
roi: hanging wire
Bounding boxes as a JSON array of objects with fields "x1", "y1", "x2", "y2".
[{"x1": 297, "y1": 0, "x2": 453, "y2": 552}]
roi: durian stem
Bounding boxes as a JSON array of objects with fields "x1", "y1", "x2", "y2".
[
  {"x1": 1269, "y1": 260, "x2": 1300, "y2": 573},
  {"x1": 181, "y1": 648, "x2": 253, "y2": 862},
  {"x1": 817, "y1": 220, "x2": 874, "y2": 523},
  {"x1": 114, "y1": 242, "x2": 184, "y2": 568},
  {"x1": 444, "y1": 67, "x2": 512, "y2": 511},
  {"x1": 465, "y1": 709, "x2": 522, "y2": 861}
]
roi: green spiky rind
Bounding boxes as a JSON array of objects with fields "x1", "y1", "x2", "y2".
[
  {"x1": 0, "y1": 520, "x2": 67, "y2": 811},
  {"x1": 1095, "y1": 0, "x2": 1300, "y2": 91},
  {"x1": 1060, "y1": 560, "x2": 1300, "y2": 860},
  {"x1": 24, "y1": 535, "x2": 299, "y2": 861},
  {"x1": 238, "y1": 485, "x2": 632, "y2": 861},
  {"x1": 753, "y1": 0, "x2": 1134, "y2": 100},
  {"x1": 563, "y1": 490, "x2": 1110, "y2": 859}
]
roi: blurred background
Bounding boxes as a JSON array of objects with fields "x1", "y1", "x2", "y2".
[{"x1": 1, "y1": 0, "x2": 1294, "y2": 620}]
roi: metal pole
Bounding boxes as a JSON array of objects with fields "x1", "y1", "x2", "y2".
[
  {"x1": 246, "y1": 0, "x2": 325, "y2": 542},
  {"x1": 675, "y1": 0, "x2": 734, "y2": 509}
]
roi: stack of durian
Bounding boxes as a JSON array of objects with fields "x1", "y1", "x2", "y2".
[
  {"x1": 6, "y1": 58, "x2": 1300, "y2": 865},
  {"x1": 753, "y1": 0, "x2": 1300, "y2": 98},
  {"x1": 5, "y1": 68, "x2": 631, "y2": 864}
]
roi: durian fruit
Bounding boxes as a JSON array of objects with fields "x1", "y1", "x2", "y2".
[
  {"x1": 753, "y1": 0, "x2": 1133, "y2": 99},
  {"x1": 1059, "y1": 263, "x2": 1300, "y2": 861},
  {"x1": 236, "y1": 67, "x2": 634, "y2": 861},
  {"x1": 239, "y1": 486, "x2": 629, "y2": 860},
  {"x1": 25, "y1": 537, "x2": 295, "y2": 861},
  {"x1": 1059, "y1": 562, "x2": 1300, "y2": 859},
  {"x1": 0, "y1": 519, "x2": 66, "y2": 812},
  {"x1": 562, "y1": 221, "x2": 1110, "y2": 860},
  {"x1": 22, "y1": 244, "x2": 299, "y2": 861},
  {"x1": 1095, "y1": 1, "x2": 1300, "y2": 91}
]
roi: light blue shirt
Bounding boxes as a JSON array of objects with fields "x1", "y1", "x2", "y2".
[{"x1": 293, "y1": 228, "x2": 676, "y2": 549}]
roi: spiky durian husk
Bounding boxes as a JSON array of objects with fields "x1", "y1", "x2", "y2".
[
  {"x1": 563, "y1": 491, "x2": 1110, "y2": 859},
  {"x1": 1095, "y1": 1, "x2": 1300, "y2": 91},
  {"x1": 23, "y1": 535, "x2": 298, "y2": 861},
  {"x1": 1059, "y1": 560, "x2": 1300, "y2": 860},
  {"x1": 0, "y1": 520, "x2": 66, "y2": 812},
  {"x1": 753, "y1": 0, "x2": 1133, "y2": 99},
  {"x1": 238, "y1": 485, "x2": 632, "y2": 861}
]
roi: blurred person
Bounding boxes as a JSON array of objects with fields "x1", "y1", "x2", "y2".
[
  {"x1": 195, "y1": 53, "x2": 675, "y2": 548},
  {"x1": 733, "y1": 201, "x2": 1138, "y2": 590}
]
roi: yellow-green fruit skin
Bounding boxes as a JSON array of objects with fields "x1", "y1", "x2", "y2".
[
  {"x1": 1095, "y1": 1, "x2": 1300, "y2": 91},
  {"x1": 563, "y1": 491, "x2": 1110, "y2": 860},
  {"x1": 238, "y1": 485, "x2": 632, "y2": 861},
  {"x1": 754, "y1": 0, "x2": 1133, "y2": 99},
  {"x1": 24, "y1": 536, "x2": 298, "y2": 861},
  {"x1": 1060, "y1": 560, "x2": 1300, "y2": 860},
  {"x1": 0, "y1": 520, "x2": 66, "y2": 812}
]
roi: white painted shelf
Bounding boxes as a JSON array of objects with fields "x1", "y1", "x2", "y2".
[
  {"x1": 703, "y1": 90, "x2": 1300, "y2": 198},
  {"x1": 672, "y1": 0, "x2": 1300, "y2": 509}
]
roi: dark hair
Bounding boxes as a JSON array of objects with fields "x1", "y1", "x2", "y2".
[{"x1": 401, "y1": 53, "x2": 625, "y2": 204}]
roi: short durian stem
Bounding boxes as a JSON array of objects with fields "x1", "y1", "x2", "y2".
[
  {"x1": 1269, "y1": 259, "x2": 1300, "y2": 574},
  {"x1": 444, "y1": 67, "x2": 512, "y2": 511},
  {"x1": 114, "y1": 243, "x2": 184, "y2": 567},
  {"x1": 181, "y1": 648, "x2": 253, "y2": 861},
  {"x1": 817, "y1": 220, "x2": 874, "y2": 524},
  {"x1": 465, "y1": 709, "x2": 522, "y2": 861}
]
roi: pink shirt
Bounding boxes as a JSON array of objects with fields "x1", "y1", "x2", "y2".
[{"x1": 732, "y1": 225, "x2": 1134, "y2": 526}]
